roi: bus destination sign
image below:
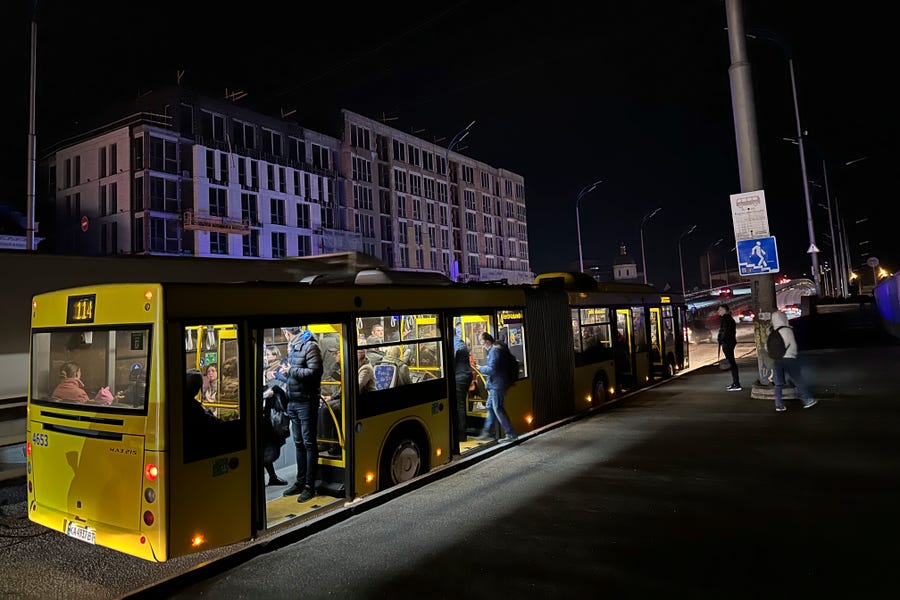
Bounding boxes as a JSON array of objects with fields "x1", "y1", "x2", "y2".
[{"x1": 67, "y1": 294, "x2": 96, "y2": 324}]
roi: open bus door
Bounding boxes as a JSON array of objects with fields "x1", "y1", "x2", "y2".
[{"x1": 167, "y1": 321, "x2": 252, "y2": 559}]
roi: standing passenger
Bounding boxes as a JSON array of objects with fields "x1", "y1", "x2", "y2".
[
  {"x1": 717, "y1": 304, "x2": 741, "y2": 391},
  {"x1": 475, "y1": 332, "x2": 517, "y2": 443},
  {"x1": 279, "y1": 327, "x2": 324, "y2": 503},
  {"x1": 453, "y1": 327, "x2": 472, "y2": 447}
]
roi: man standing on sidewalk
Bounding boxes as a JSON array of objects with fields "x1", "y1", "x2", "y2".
[{"x1": 717, "y1": 304, "x2": 742, "y2": 391}]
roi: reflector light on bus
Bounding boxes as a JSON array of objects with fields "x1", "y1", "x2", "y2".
[
  {"x1": 525, "y1": 415, "x2": 534, "y2": 425},
  {"x1": 145, "y1": 464, "x2": 159, "y2": 481},
  {"x1": 435, "y1": 448, "x2": 442, "y2": 458},
  {"x1": 26, "y1": 441, "x2": 31, "y2": 455},
  {"x1": 32, "y1": 300, "x2": 37, "y2": 309},
  {"x1": 586, "y1": 395, "x2": 593, "y2": 403},
  {"x1": 140, "y1": 536, "x2": 146, "y2": 545},
  {"x1": 192, "y1": 534, "x2": 206, "y2": 547},
  {"x1": 608, "y1": 387, "x2": 615, "y2": 396},
  {"x1": 143, "y1": 511, "x2": 154, "y2": 526},
  {"x1": 365, "y1": 472, "x2": 375, "y2": 484},
  {"x1": 144, "y1": 290, "x2": 154, "y2": 301}
]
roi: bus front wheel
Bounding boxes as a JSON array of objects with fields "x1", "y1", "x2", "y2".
[{"x1": 379, "y1": 431, "x2": 426, "y2": 490}]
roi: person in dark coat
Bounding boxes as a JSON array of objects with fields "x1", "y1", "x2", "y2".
[{"x1": 717, "y1": 304, "x2": 741, "y2": 391}]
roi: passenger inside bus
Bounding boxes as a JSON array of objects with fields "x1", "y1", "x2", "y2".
[
  {"x1": 51, "y1": 361, "x2": 113, "y2": 405},
  {"x1": 183, "y1": 369, "x2": 230, "y2": 458},
  {"x1": 202, "y1": 363, "x2": 218, "y2": 402},
  {"x1": 366, "y1": 324, "x2": 385, "y2": 365},
  {"x1": 375, "y1": 346, "x2": 412, "y2": 389},
  {"x1": 357, "y1": 348, "x2": 376, "y2": 393}
]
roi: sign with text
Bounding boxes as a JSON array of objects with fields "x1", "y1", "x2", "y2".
[
  {"x1": 730, "y1": 190, "x2": 770, "y2": 242},
  {"x1": 737, "y1": 236, "x2": 780, "y2": 276}
]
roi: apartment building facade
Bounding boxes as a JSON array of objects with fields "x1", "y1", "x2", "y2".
[{"x1": 39, "y1": 88, "x2": 531, "y2": 283}]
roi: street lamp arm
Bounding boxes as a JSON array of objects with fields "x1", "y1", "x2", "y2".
[{"x1": 575, "y1": 179, "x2": 603, "y2": 273}]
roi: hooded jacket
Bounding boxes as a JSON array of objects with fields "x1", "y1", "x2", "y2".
[
  {"x1": 284, "y1": 329, "x2": 324, "y2": 401},
  {"x1": 770, "y1": 311, "x2": 798, "y2": 359}
]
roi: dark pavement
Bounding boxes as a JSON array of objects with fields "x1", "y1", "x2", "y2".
[{"x1": 148, "y1": 331, "x2": 900, "y2": 599}]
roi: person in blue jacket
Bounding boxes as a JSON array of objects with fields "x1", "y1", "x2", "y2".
[{"x1": 474, "y1": 332, "x2": 517, "y2": 443}]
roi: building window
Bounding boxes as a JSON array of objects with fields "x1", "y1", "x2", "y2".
[
  {"x1": 270, "y1": 197, "x2": 285, "y2": 225},
  {"x1": 149, "y1": 217, "x2": 179, "y2": 253},
  {"x1": 243, "y1": 230, "x2": 259, "y2": 257},
  {"x1": 297, "y1": 202, "x2": 311, "y2": 229},
  {"x1": 413, "y1": 199, "x2": 421, "y2": 220},
  {"x1": 407, "y1": 144, "x2": 420, "y2": 167},
  {"x1": 278, "y1": 167, "x2": 286, "y2": 193},
  {"x1": 201, "y1": 110, "x2": 226, "y2": 142},
  {"x1": 109, "y1": 181, "x2": 117, "y2": 214},
  {"x1": 350, "y1": 123, "x2": 371, "y2": 150},
  {"x1": 289, "y1": 137, "x2": 306, "y2": 163},
  {"x1": 398, "y1": 221, "x2": 408, "y2": 244},
  {"x1": 210, "y1": 232, "x2": 228, "y2": 255},
  {"x1": 297, "y1": 234, "x2": 312, "y2": 256},
  {"x1": 99, "y1": 147, "x2": 107, "y2": 178},
  {"x1": 262, "y1": 129, "x2": 283, "y2": 157},
  {"x1": 208, "y1": 187, "x2": 228, "y2": 217},
  {"x1": 132, "y1": 137, "x2": 144, "y2": 171},
  {"x1": 394, "y1": 169, "x2": 407, "y2": 193},
  {"x1": 271, "y1": 232, "x2": 286, "y2": 258},
  {"x1": 149, "y1": 137, "x2": 177, "y2": 174},
  {"x1": 422, "y1": 151, "x2": 434, "y2": 172},
  {"x1": 233, "y1": 120, "x2": 256, "y2": 149},
  {"x1": 462, "y1": 165, "x2": 474, "y2": 184},
  {"x1": 380, "y1": 215, "x2": 393, "y2": 241},
  {"x1": 267, "y1": 164, "x2": 276, "y2": 190},
  {"x1": 400, "y1": 246, "x2": 409, "y2": 268},
  {"x1": 410, "y1": 173, "x2": 422, "y2": 197},
  {"x1": 392, "y1": 139, "x2": 406, "y2": 162},
  {"x1": 293, "y1": 171, "x2": 302, "y2": 196},
  {"x1": 481, "y1": 172, "x2": 490, "y2": 189},
  {"x1": 437, "y1": 181, "x2": 447, "y2": 203},
  {"x1": 424, "y1": 178, "x2": 435, "y2": 200},
  {"x1": 241, "y1": 193, "x2": 258, "y2": 225},
  {"x1": 150, "y1": 177, "x2": 179, "y2": 212},
  {"x1": 353, "y1": 184, "x2": 373, "y2": 210},
  {"x1": 352, "y1": 156, "x2": 372, "y2": 182},
  {"x1": 396, "y1": 195, "x2": 407, "y2": 218},
  {"x1": 464, "y1": 190, "x2": 476, "y2": 210},
  {"x1": 109, "y1": 143, "x2": 118, "y2": 174},
  {"x1": 311, "y1": 144, "x2": 330, "y2": 170},
  {"x1": 100, "y1": 185, "x2": 107, "y2": 217}
]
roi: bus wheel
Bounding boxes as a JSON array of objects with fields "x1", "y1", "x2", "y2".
[
  {"x1": 380, "y1": 434, "x2": 424, "y2": 490},
  {"x1": 592, "y1": 377, "x2": 608, "y2": 405}
]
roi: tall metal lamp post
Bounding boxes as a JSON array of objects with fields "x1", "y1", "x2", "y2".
[
  {"x1": 678, "y1": 224, "x2": 697, "y2": 297},
  {"x1": 444, "y1": 120, "x2": 475, "y2": 282},
  {"x1": 706, "y1": 238, "x2": 723, "y2": 293},
  {"x1": 575, "y1": 180, "x2": 603, "y2": 273},
  {"x1": 640, "y1": 207, "x2": 662, "y2": 284}
]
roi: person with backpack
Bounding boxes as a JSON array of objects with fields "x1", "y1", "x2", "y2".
[
  {"x1": 261, "y1": 384, "x2": 290, "y2": 485},
  {"x1": 717, "y1": 304, "x2": 742, "y2": 391},
  {"x1": 769, "y1": 310, "x2": 817, "y2": 412},
  {"x1": 474, "y1": 332, "x2": 517, "y2": 443}
]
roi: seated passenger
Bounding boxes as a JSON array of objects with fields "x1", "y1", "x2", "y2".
[
  {"x1": 379, "y1": 346, "x2": 412, "y2": 387},
  {"x1": 357, "y1": 349, "x2": 376, "y2": 393},
  {"x1": 52, "y1": 361, "x2": 113, "y2": 404}
]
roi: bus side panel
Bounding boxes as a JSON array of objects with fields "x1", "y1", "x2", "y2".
[
  {"x1": 503, "y1": 380, "x2": 533, "y2": 434},
  {"x1": 353, "y1": 402, "x2": 450, "y2": 496},
  {"x1": 524, "y1": 288, "x2": 575, "y2": 426}
]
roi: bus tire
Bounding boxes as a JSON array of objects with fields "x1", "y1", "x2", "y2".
[
  {"x1": 592, "y1": 375, "x2": 608, "y2": 405},
  {"x1": 379, "y1": 425, "x2": 428, "y2": 491}
]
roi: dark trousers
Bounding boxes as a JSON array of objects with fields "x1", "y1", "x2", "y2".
[
  {"x1": 722, "y1": 342, "x2": 740, "y2": 386},
  {"x1": 454, "y1": 379, "x2": 470, "y2": 444},
  {"x1": 287, "y1": 399, "x2": 318, "y2": 489}
]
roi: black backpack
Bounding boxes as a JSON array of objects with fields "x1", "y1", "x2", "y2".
[
  {"x1": 498, "y1": 343, "x2": 520, "y2": 387},
  {"x1": 766, "y1": 326, "x2": 788, "y2": 359},
  {"x1": 267, "y1": 386, "x2": 291, "y2": 441}
]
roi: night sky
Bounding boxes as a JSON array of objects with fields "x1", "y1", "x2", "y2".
[{"x1": 8, "y1": 1, "x2": 897, "y2": 290}]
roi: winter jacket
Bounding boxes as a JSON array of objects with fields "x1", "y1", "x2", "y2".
[
  {"x1": 770, "y1": 310, "x2": 799, "y2": 359},
  {"x1": 51, "y1": 377, "x2": 90, "y2": 403},
  {"x1": 284, "y1": 330, "x2": 324, "y2": 401},
  {"x1": 718, "y1": 312, "x2": 737, "y2": 347},
  {"x1": 479, "y1": 344, "x2": 509, "y2": 391},
  {"x1": 454, "y1": 334, "x2": 473, "y2": 384}
]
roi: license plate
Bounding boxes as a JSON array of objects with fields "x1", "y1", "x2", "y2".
[{"x1": 66, "y1": 522, "x2": 96, "y2": 545}]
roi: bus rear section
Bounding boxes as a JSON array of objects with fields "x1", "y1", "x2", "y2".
[{"x1": 27, "y1": 285, "x2": 165, "y2": 560}]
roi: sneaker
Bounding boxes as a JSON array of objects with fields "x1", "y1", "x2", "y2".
[
  {"x1": 283, "y1": 482, "x2": 304, "y2": 496},
  {"x1": 500, "y1": 434, "x2": 518, "y2": 443},
  {"x1": 726, "y1": 384, "x2": 742, "y2": 391},
  {"x1": 802, "y1": 398, "x2": 818, "y2": 409},
  {"x1": 473, "y1": 431, "x2": 493, "y2": 441},
  {"x1": 298, "y1": 487, "x2": 315, "y2": 502},
  {"x1": 775, "y1": 405, "x2": 787, "y2": 412},
  {"x1": 268, "y1": 476, "x2": 288, "y2": 486}
]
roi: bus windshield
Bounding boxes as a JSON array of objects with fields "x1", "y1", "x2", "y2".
[{"x1": 30, "y1": 328, "x2": 151, "y2": 411}]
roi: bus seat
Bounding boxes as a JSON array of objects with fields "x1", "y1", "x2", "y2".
[{"x1": 374, "y1": 364, "x2": 396, "y2": 390}]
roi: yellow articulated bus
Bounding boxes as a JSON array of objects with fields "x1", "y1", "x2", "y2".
[{"x1": 26, "y1": 271, "x2": 686, "y2": 561}]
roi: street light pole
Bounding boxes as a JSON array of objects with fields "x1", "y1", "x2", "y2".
[
  {"x1": 26, "y1": 9, "x2": 38, "y2": 251},
  {"x1": 707, "y1": 238, "x2": 723, "y2": 293},
  {"x1": 640, "y1": 207, "x2": 662, "y2": 284},
  {"x1": 788, "y1": 57, "x2": 821, "y2": 295},
  {"x1": 678, "y1": 224, "x2": 697, "y2": 297},
  {"x1": 444, "y1": 120, "x2": 475, "y2": 282},
  {"x1": 575, "y1": 180, "x2": 603, "y2": 273}
]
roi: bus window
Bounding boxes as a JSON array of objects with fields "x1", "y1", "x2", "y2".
[
  {"x1": 571, "y1": 309, "x2": 582, "y2": 353},
  {"x1": 30, "y1": 328, "x2": 151, "y2": 410},
  {"x1": 631, "y1": 306, "x2": 647, "y2": 353},
  {"x1": 577, "y1": 307, "x2": 612, "y2": 364},
  {"x1": 182, "y1": 323, "x2": 243, "y2": 463},
  {"x1": 358, "y1": 314, "x2": 443, "y2": 389},
  {"x1": 498, "y1": 309, "x2": 527, "y2": 380}
]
